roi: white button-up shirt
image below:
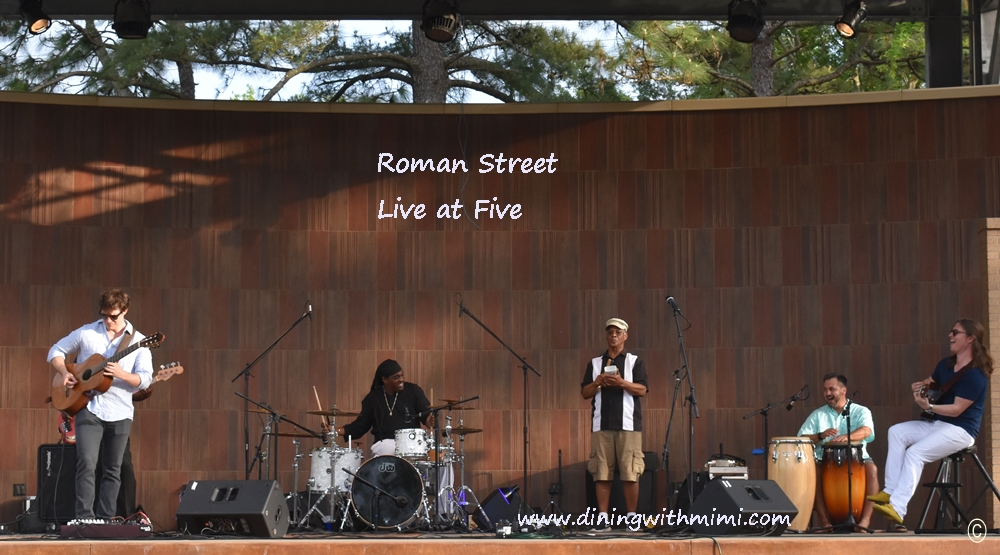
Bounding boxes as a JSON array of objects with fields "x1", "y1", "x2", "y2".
[{"x1": 48, "y1": 320, "x2": 154, "y2": 421}]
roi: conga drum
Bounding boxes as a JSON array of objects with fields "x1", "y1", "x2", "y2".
[
  {"x1": 768, "y1": 437, "x2": 815, "y2": 531},
  {"x1": 821, "y1": 443, "x2": 866, "y2": 524}
]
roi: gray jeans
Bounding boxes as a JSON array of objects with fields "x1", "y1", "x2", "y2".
[{"x1": 74, "y1": 407, "x2": 132, "y2": 518}]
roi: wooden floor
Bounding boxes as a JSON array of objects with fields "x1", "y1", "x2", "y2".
[{"x1": 1, "y1": 531, "x2": 997, "y2": 555}]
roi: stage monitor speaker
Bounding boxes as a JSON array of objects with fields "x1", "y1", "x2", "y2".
[
  {"x1": 472, "y1": 486, "x2": 533, "y2": 532},
  {"x1": 37, "y1": 444, "x2": 76, "y2": 523},
  {"x1": 687, "y1": 479, "x2": 797, "y2": 536},
  {"x1": 585, "y1": 451, "x2": 659, "y2": 514},
  {"x1": 176, "y1": 480, "x2": 289, "y2": 538}
]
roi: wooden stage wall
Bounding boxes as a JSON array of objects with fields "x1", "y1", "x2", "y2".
[{"x1": 1, "y1": 90, "x2": 999, "y2": 531}]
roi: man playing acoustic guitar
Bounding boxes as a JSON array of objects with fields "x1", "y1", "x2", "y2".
[{"x1": 48, "y1": 290, "x2": 154, "y2": 521}]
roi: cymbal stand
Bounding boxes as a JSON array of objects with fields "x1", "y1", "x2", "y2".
[
  {"x1": 435, "y1": 416, "x2": 460, "y2": 524},
  {"x1": 289, "y1": 437, "x2": 303, "y2": 524},
  {"x1": 452, "y1": 414, "x2": 481, "y2": 527},
  {"x1": 298, "y1": 486, "x2": 332, "y2": 529}
]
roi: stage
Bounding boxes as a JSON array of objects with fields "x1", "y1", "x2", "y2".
[{"x1": 1, "y1": 531, "x2": 997, "y2": 555}]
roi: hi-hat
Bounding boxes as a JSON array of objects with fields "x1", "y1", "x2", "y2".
[
  {"x1": 308, "y1": 409, "x2": 360, "y2": 417},
  {"x1": 449, "y1": 427, "x2": 483, "y2": 435}
]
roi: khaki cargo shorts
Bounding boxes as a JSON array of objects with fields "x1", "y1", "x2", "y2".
[{"x1": 587, "y1": 430, "x2": 644, "y2": 482}]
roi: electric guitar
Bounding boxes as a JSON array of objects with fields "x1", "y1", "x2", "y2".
[
  {"x1": 133, "y1": 361, "x2": 185, "y2": 403},
  {"x1": 50, "y1": 332, "x2": 165, "y2": 416}
]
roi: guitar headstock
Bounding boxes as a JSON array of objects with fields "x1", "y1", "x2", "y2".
[
  {"x1": 155, "y1": 361, "x2": 184, "y2": 382},
  {"x1": 141, "y1": 332, "x2": 165, "y2": 349}
]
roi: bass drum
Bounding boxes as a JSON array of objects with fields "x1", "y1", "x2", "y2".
[{"x1": 351, "y1": 455, "x2": 424, "y2": 530}]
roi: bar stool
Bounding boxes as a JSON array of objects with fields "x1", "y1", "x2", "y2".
[{"x1": 917, "y1": 445, "x2": 1000, "y2": 531}]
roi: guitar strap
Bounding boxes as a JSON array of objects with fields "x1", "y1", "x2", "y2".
[
  {"x1": 112, "y1": 328, "x2": 134, "y2": 358},
  {"x1": 937, "y1": 363, "x2": 971, "y2": 396}
]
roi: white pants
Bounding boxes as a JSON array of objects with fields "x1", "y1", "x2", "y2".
[
  {"x1": 884, "y1": 420, "x2": 974, "y2": 518},
  {"x1": 369, "y1": 439, "x2": 456, "y2": 518}
]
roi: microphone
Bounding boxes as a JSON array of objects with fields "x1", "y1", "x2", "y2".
[
  {"x1": 306, "y1": 301, "x2": 313, "y2": 321},
  {"x1": 395, "y1": 495, "x2": 409, "y2": 507},
  {"x1": 786, "y1": 385, "x2": 807, "y2": 411},
  {"x1": 666, "y1": 296, "x2": 680, "y2": 312}
]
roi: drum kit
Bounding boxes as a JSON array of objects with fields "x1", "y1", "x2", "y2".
[{"x1": 278, "y1": 401, "x2": 483, "y2": 532}]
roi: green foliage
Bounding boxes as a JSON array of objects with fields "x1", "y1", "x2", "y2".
[
  {"x1": 0, "y1": 17, "x2": 928, "y2": 102},
  {"x1": 614, "y1": 20, "x2": 926, "y2": 97}
]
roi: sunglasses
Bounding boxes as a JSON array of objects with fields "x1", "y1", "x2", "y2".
[
  {"x1": 949, "y1": 329, "x2": 967, "y2": 337},
  {"x1": 99, "y1": 311, "x2": 124, "y2": 322}
]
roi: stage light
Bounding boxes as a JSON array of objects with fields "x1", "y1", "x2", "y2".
[
  {"x1": 727, "y1": 0, "x2": 765, "y2": 44},
  {"x1": 421, "y1": 0, "x2": 460, "y2": 43},
  {"x1": 20, "y1": 0, "x2": 50, "y2": 35},
  {"x1": 835, "y1": 1, "x2": 867, "y2": 39},
  {"x1": 113, "y1": 0, "x2": 152, "y2": 40}
]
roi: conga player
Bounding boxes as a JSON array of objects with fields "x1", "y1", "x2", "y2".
[{"x1": 797, "y1": 373, "x2": 879, "y2": 530}]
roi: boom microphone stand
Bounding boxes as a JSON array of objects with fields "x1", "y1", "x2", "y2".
[
  {"x1": 232, "y1": 301, "x2": 313, "y2": 480},
  {"x1": 457, "y1": 296, "x2": 539, "y2": 508},
  {"x1": 743, "y1": 386, "x2": 807, "y2": 480},
  {"x1": 666, "y1": 297, "x2": 699, "y2": 507}
]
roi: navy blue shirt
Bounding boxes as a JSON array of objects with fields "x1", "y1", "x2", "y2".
[{"x1": 931, "y1": 357, "x2": 989, "y2": 439}]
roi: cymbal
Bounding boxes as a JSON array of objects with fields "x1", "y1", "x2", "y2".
[
  {"x1": 268, "y1": 431, "x2": 322, "y2": 438},
  {"x1": 307, "y1": 409, "x2": 360, "y2": 417},
  {"x1": 449, "y1": 427, "x2": 482, "y2": 435}
]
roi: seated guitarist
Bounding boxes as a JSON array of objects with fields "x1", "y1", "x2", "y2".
[
  {"x1": 48, "y1": 289, "x2": 153, "y2": 521},
  {"x1": 868, "y1": 319, "x2": 993, "y2": 529}
]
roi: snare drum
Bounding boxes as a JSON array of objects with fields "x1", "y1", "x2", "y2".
[
  {"x1": 821, "y1": 442, "x2": 866, "y2": 524},
  {"x1": 395, "y1": 428, "x2": 431, "y2": 459},
  {"x1": 768, "y1": 436, "x2": 816, "y2": 532},
  {"x1": 351, "y1": 455, "x2": 424, "y2": 529}
]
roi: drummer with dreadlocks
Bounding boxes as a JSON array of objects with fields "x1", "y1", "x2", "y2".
[{"x1": 334, "y1": 359, "x2": 436, "y2": 456}]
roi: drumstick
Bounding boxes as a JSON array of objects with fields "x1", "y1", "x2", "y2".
[{"x1": 312, "y1": 386, "x2": 330, "y2": 427}]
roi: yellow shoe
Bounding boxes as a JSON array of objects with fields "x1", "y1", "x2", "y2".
[
  {"x1": 866, "y1": 491, "x2": 891, "y2": 505},
  {"x1": 872, "y1": 502, "x2": 903, "y2": 524}
]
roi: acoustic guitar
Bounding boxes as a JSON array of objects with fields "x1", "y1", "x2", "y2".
[
  {"x1": 51, "y1": 332, "x2": 165, "y2": 416},
  {"x1": 57, "y1": 360, "x2": 184, "y2": 444}
]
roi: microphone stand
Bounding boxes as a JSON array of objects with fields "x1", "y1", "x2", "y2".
[
  {"x1": 343, "y1": 467, "x2": 402, "y2": 534},
  {"x1": 234, "y1": 392, "x2": 325, "y2": 476},
  {"x1": 742, "y1": 391, "x2": 800, "y2": 480},
  {"x1": 661, "y1": 368, "x2": 683, "y2": 505},
  {"x1": 231, "y1": 304, "x2": 312, "y2": 480},
  {"x1": 814, "y1": 395, "x2": 871, "y2": 534},
  {"x1": 668, "y1": 301, "x2": 699, "y2": 506},
  {"x1": 458, "y1": 302, "x2": 538, "y2": 508}
]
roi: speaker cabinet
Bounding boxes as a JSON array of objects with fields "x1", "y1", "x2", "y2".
[
  {"x1": 37, "y1": 444, "x2": 76, "y2": 523},
  {"x1": 687, "y1": 479, "x2": 798, "y2": 536},
  {"x1": 472, "y1": 486, "x2": 533, "y2": 531},
  {"x1": 585, "y1": 451, "x2": 659, "y2": 514},
  {"x1": 176, "y1": 480, "x2": 289, "y2": 538}
]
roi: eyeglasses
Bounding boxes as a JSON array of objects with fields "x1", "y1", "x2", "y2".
[
  {"x1": 949, "y1": 329, "x2": 967, "y2": 337},
  {"x1": 99, "y1": 311, "x2": 124, "y2": 322}
]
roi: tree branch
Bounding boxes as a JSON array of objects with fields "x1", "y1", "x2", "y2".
[
  {"x1": 448, "y1": 78, "x2": 516, "y2": 102},
  {"x1": 778, "y1": 35, "x2": 872, "y2": 95},
  {"x1": 329, "y1": 69, "x2": 412, "y2": 102},
  {"x1": 771, "y1": 41, "x2": 804, "y2": 67},
  {"x1": 707, "y1": 69, "x2": 754, "y2": 95},
  {"x1": 30, "y1": 70, "x2": 100, "y2": 92}
]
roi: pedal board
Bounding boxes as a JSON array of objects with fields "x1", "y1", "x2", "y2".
[{"x1": 60, "y1": 522, "x2": 152, "y2": 538}]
